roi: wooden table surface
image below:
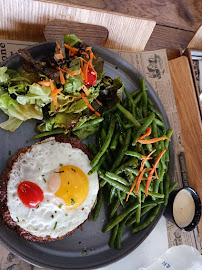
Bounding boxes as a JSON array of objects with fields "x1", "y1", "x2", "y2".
[{"x1": 41, "y1": 0, "x2": 201, "y2": 53}]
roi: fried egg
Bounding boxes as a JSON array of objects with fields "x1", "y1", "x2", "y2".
[{"x1": 7, "y1": 137, "x2": 99, "y2": 239}]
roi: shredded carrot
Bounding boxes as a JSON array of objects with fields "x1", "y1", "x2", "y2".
[
  {"x1": 80, "y1": 68, "x2": 85, "y2": 81},
  {"x1": 154, "y1": 168, "x2": 158, "y2": 179},
  {"x1": 145, "y1": 150, "x2": 166, "y2": 196},
  {"x1": 95, "y1": 98, "x2": 103, "y2": 106},
  {"x1": 81, "y1": 92, "x2": 96, "y2": 111},
  {"x1": 81, "y1": 84, "x2": 90, "y2": 95},
  {"x1": 50, "y1": 80, "x2": 57, "y2": 108},
  {"x1": 38, "y1": 81, "x2": 50, "y2": 87},
  {"x1": 135, "y1": 168, "x2": 147, "y2": 195},
  {"x1": 95, "y1": 111, "x2": 101, "y2": 117},
  {"x1": 81, "y1": 52, "x2": 89, "y2": 58},
  {"x1": 126, "y1": 176, "x2": 138, "y2": 202},
  {"x1": 137, "y1": 127, "x2": 151, "y2": 142},
  {"x1": 55, "y1": 41, "x2": 64, "y2": 60},
  {"x1": 141, "y1": 155, "x2": 152, "y2": 160},
  {"x1": 138, "y1": 137, "x2": 171, "y2": 144},
  {"x1": 64, "y1": 44, "x2": 79, "y2": 56},
  {"x1": 66, "y1": 69, "x2": 81, "y2": 79},
  {"x1": 80, "y1": 92, "x2": 100, "y2": 117},
  {"x1": 140, "y1": 149, "x2": 156, "y2": 172},
  {"x1": 59, "y1": 70, "x2": 65, "y2": 85},
  {"x1": 33, "y1": 83, "x2": 38, "y2": 87},
  {"x1": 83, "y1": 62, "x2": 89, "y2": 83},
  {"x1": 52, "y1": 88, "x2": 63, "y2": 97}
]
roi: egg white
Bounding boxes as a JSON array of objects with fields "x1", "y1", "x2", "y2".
[{"x1": 7, "y1": 137, "x2": 99, "y2": 239}]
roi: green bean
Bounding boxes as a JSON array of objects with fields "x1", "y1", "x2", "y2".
[
  {"x1": 126, "y1": 205, "x2": 156, "y2": 227},
  {"x1": 91, "y1": 115, "x2": 116, "y2": 167},
  {"x1": 116, "y1": 211, "x2": 135, "y2": 249},
  {"x1": 109, "y1": 221, "x2": 119, "y2": 248},
  {"x1": 159, "y1": 181, "x2": 164, "y2": 194},
  {"x1": 33, "y1": 128, "x2": 65, "y2": 139},
  {"x1": 110, "y1": 186, "x2": 117, "y2": 204},
  {"x1": 88, "y1": 142, "x2": 97, "y2": 155},
  {"x1": 103, "y1": 201, "x2": 139, "y2": 232},
  {"x1": 126, "y1": 151, "x2": 150, "y2": 168},
  {"x1": 124, "y1": 88, "x2": 136, "y2": 116},
  {"x1": 110, "y1": 200, "x2": 120, "y2": 218},
  {"x1": 151, "y1": 120, "x2": 159, "y2": 150},
  {"x1": 132, "y1": 112, "x2": 155, "y2": 146},
  {"x1": 154, "y1": 118, "x2": 165, "y2": 128},
  {"x1": 164, "y1": 173, "x2": 170, "y2": 206},
  {"x1": 141, "y1": 78, "x2": 148, "y2": 118},
  {"x1": 124, "y1": 167, "x2": 139, "y2": 176},
  {"x1": 116, "y1": 104, "x2": 140, "y2": 128},
  {"x1": 141, "y1": 201, "x2": 158, "y2": 208},
  {"x1": 117, "y1": 190, "x2": 125, "y2": 208},
  {"x1": 141, "y1": 193, "x2": 146, "y2": 203},
  {"x1": 115, "y1": 157, "x2": 138, "y2": 174},
  {"x1": 165, "y1": 129, "x2": 173, "y2": 162},
  {"x1": 148, "y1": 104, "x2": 164, "y2": 122},
  {"x1": 103, "y1": 105, "x2": 118, "y2": 116},
  {"x1": 169, "y1": 181, "x2": 178, "y2": 194},
  {"x1": 106, "y1": 172, "x2": 130, "y2": 186},
  {"x1": 111, "y1": 128, "x2": 132, "y2": 172},
  {"x1": 93, "y1": 189, "x2": 103, "y2": 221},
  {"x1": 136, "y1": 190, "x2": 141, "y2": 223},
  {"x1": 110, "y1": 131, "x2": 120, "y2": 150},
  {"x1": 139, "y1": 184, "x2": 164, "y2": 198},
  {"x1": 98, "y1": 169, "x2": 135, "y2": 196},
  {"x1": 153, "y1": 162, "x2": 165, "y2": 193},
  {"x1": 123, "y1": 118, "x2": 146, "y2": 127},
  {"x1": 132, "y1": 204, "x2": 161, "y2": 233},
  {"x1": 119, "y1": 134, "x2": 124, "y2": 145},
  {"x1": 131, "y1": 88, "x2": 140, "y2": 98},
  {"x1": 145, "y1": 137, "x2": 153, "y2": 152},
  {"x1": 88, "y1": 153, "x2": 107, "y2": 175},
  {"x1": 133, "y1": 92, "x2": 143, "y2": 105},
  {"x1": 73, "y1": 117, "x2": 104, "y2": 131}
]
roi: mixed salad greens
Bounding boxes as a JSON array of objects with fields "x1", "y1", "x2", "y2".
[{"x1": 0, "y1": 34, "x2": 124, "y2": 139}]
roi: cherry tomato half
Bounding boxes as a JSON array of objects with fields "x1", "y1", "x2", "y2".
[
  {"x1": 86, "y1": 67, "x2": 97, "y2": 86},
  {"x1": 18, "y1": 181, "x2": 44, "y2": 208}
]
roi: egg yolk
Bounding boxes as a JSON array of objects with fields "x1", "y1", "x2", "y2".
[{"x1": 55, "y1": 165, "x2": 89, "y2": 210}]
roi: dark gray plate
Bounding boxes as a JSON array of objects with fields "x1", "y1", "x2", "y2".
[{"x1": 0, "y1": 42, "x2": 174, "y2": 270}]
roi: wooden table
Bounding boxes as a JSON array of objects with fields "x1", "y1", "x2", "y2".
[{"x1": 40, "y1": 0, "x2": 200, "y2": 53}]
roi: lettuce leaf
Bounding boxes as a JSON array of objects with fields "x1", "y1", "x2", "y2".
[
  {"x1": 72, "y1": 114, "x2": 99, "y2": 140},
  {"x1": 63, "y1": 75, "x2": 84, "y2": 95},
  {"x1": 0, "y1": 93, "x2": 43, "y2": 131},
  {"x1": 54, "y1": 112, "x2": 80, "y2": 129},
  {"x1": 0, "y1": 116, "x2": 23, "y2": 132},
  {"x1": 0, "y1": 67, "x2": 10, "y2": 85},
  {"x1": 16, "y1": 83, "x2": 52, "y2": 106},
  {"x1": 64, "y1": 34, "x2": 82, "y2": 47}
]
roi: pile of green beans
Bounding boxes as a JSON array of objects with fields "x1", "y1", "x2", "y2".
[{"x1": 89, "y1": 78, "x2": 177, "y2": 249}]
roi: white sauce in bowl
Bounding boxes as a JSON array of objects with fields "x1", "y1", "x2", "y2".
[{"x1": 173, "y1": 189, "x2": 195, "y2": 228}]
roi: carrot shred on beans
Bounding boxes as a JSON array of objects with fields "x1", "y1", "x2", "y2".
[
  {"x1": 138, "y1": 137, "x2": 171, "y2": 144},
  {"x1": 135, "y1": 168, "x2": 147, "y2": 195},
  {"x1": 126, "y1": 176, "x2": 138, "y2": 202},
  {"x1": 145, "y1": 149, "x2": 166, "y2": 196},
  {"x1": 137, "y1": 127, "x2": 151, "y2": 142}
]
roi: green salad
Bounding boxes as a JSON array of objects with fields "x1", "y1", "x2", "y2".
[{"x1": 0, "y1": 34, "x2": 124, "y2": 139}]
